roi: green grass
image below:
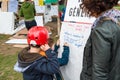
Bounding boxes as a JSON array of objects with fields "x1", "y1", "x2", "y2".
[
  {"x1": 0, "y1": 34, "x2": 22, "y2": 80},
  {"x1": 114, "y1": 5, "x2": 120, "y2": 10},
  {"x1": 0, "y1": 34, "x2": 11, "y2": 40},
  {"x1": 0, "y1": 53, "x2": 22, "y2": 80}
]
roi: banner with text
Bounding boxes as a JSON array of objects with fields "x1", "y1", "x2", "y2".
[
  {"x1": 64, "y1": 0, "x2": 95, "y2": 22},
  {"x1": 59, "y1": 22, "x2": 92, "y2": 80},
  {"x1": 59, "y1": 0, "x2": 95, "y2": 80}
]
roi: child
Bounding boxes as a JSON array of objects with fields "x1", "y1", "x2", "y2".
[
  {"x1": 14, "y1": 26, "x2": 60, "y2": 80},
  {"x1": 48, "y1": 38, "x2": 70, "y2": 80},
  {"x1": 19, "y1": 0, "x2": 37, "y2": 30}
]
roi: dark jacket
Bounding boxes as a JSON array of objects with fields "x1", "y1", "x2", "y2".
[
  {"x1": 80, "y1": 17, "x2": 120, "y2": 80},
  {"x1": 14, "y1": 47, "x2": 59, "y2": 80},
  {"x1": 54, "y1": 44, "x2": 70, "y2": 80},
  {"x1": 54, "y1": 44, "x2": 70, "y2": 66}
]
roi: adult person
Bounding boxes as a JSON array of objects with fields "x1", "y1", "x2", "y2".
[
  {"x1": 80, "y1": 0, "x2": 120, "y2": 80},
  {"x1": 58, "y1": 0, "x2": 66, "y2": 21},
  {"x1": 0, "y1": 1, "x2": 1, "y2": 8},
  {"x1": 19, "y1": 0, "x2": 37, "y2": 30}
]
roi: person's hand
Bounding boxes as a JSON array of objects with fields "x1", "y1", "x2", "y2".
[
  {"x1": 56, "y1": 39, "x2": 60, "y2": 46},
  {"x1": 64, "y1": 42, "x2": 69, "y2": 46},
  {"x1": 40, "y1": 44, "x2": 50, "y2": 51}
]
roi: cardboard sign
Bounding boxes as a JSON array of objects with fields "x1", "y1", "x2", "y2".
[
  {"x1": 0, "y1": 12, "x2": 25, "y2": 34},
  {"x1": 59, "y1": 22, "x2": 92, "y2": 80},
  {"x1": 6, "y1": 39, "x2": 27, "y2": 44},
  {"x1": 59, "y1": 0, "x2": 96, "y2": 80},
  {"x1": 64, "y1": 0, "x2": 95, "y2": 22}
]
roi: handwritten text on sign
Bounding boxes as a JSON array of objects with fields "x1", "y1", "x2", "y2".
[
  {"x1": 62, "y1": 22, "x2": 92, "y2": 48},
  {"x1": 60, "y1": 22, "x2": 92, "y2": 80}
]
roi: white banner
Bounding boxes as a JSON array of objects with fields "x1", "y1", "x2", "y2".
[
  {"x1": 59, "y1": 22, "x2": 92, "y2": 80},
  {"x1": 59, "y1": 0, "x2": 96, "y2": 80},
  {"x1": 64, "y1": 0, "x2": 95, "y2": 22}
]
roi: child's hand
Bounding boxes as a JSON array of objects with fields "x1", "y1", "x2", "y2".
[
  {"x1": 40, "y1": 44, "x2": 50, "y2": 51},
  {"x1": 56, "y1": 39, "x2": 60, "y2": 46},
  {"x1": 64, "y1": 42, "x2": 69, "y2": 46}
]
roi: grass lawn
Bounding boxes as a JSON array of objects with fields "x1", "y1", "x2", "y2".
[
  {"x1": 0, "y1": 54, "x2": 22, "y2": 80},
  {"x1": 0, "y1": 34, "x2": 22, "y2": 80},
  {"x1": 114, "y1": 5, "x2": 120, "y2": 10}
]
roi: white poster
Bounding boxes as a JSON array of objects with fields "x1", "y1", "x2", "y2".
[
  {"x1": 44, "y1": 4, "x2": 52, "y2": 24},
  {"x1": 0, "y1": 12, "x2": 25, "y2": 34},
  {"x1": 8, "y1": 0, "x2": 18, "y2": 13},
  {"x1": 35, "y1": 5, "x2": 45, "y2": 13},
  {"x1": 35, "y1": 5, "x2": 58, "y2": 16},
  {"x1": 64, "y1": 0, "x2": 95, "y2": 22},
  {"x1": 50, "y1": 5, "x2": 58, "y2": 16},
  {"x1": 59, "y1": 22, "x2": 92, "y2": 80},
  {"x1": 34, "y1": 0, "x2": 39, "y2": 6},
  {"x1": 59, "y1": 0, "x2": 96, "y2": 80},
  {"x1": 35, "y1": 16, "x2": 43, "y2": 26}
]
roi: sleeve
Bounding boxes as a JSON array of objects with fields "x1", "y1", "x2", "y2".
[
  {"x1": 58, "y1": 46, "x2": 70, "y2": 66},
  {"x1": 54, "y1": 44, "x2": 60, "y2": 53},
  {"x1": 32, "y1": 3, "x2": 36, "y2": 16},
  {"x1": 92, "y1": 22, "x2": 113, "y2": 80},
  {"x1": 35, "y1": 48, "x2": 60, "y2": 74},
  {"x1": 19, "y1": 7, "x2": 24, "y2": 17}
]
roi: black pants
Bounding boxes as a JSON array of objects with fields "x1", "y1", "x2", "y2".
[
  {"x1": 25, "y1": 20, "x2": 37, "y2": 30},
  {"x1": 0, "y1": 2, "x2": 1, "y2": 8}
]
